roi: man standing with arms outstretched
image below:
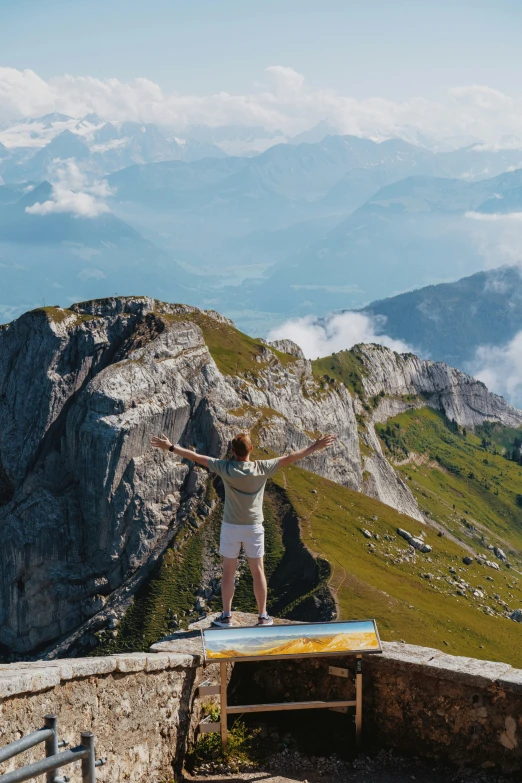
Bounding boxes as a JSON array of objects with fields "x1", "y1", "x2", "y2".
[{"x1": 151, "y1": 431, "x2": 336, "y2": 627}]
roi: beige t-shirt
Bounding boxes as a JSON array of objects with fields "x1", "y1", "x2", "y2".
[{"x1": 207, "y1": 458, "x2": 280, "y2": 526}]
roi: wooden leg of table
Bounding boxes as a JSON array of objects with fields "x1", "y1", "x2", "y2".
[
  {"x1": 220, "y1": 661, "x2": 228, "y2": 752},
  {"x1": 355, "y1": 654, "x2": 362, "y2": 746}
]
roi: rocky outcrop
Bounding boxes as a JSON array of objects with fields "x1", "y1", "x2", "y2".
[
  {"x1": 1, "y1": 299, "x2": 519, "y2": 656},
  {"x1": 360, "y1": 422, "x2": 423, "y2": 522},
  {"x1": 357, "y1": 343, "x2": 522, "y2": 429},
  {"x1": 0, "y1": 298, "x2": 361, "y2": 655},
  {"x1": 269, "y1": 339, "x2": 305, "y2": 359}
]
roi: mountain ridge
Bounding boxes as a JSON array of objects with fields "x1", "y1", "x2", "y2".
[
  {"x1": 359, "y1": 266, "x2": 522, "y2": 369},
  {"x1": 1, "y1": 296, "x2": 521, "y2": 659}
]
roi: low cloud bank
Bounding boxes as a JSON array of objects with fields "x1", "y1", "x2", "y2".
[
  {"x1": 465, "y1": 212, "x2": 522, "y2": 269},
  {"x1": 468, "y1": 331, "x2": 522, "y2": 409},
  {"x1": 267, "y1": 311, "x2": 412, "y2": 359},
  {"x1": 4, "y1": 66, "x2": 522, "y2": 146},
  {"x1": 25, "y1": 160, "x2": 113, "y2": 218}
]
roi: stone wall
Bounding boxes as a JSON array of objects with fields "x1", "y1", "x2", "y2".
[
  {"x1": 365, "y1": 642, "x2": 522, "y2": 774},
  {"x1": 1, "y1": 628, "x2": 522, "y2": 780},
  {"x1": 0, "y1": 651, "x2": 202, "y2": 783},
  {"x1": 228, "y1": 636, "x2": 522, "y2": 774}
]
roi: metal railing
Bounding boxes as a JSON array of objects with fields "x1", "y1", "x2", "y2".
[{"x1": 0, "y1": 715, "x2": 106, "y2": 783}]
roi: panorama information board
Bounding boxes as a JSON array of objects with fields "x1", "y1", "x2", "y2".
[{"x1": 202, "y1": 619, "x2": 382, "y2": 662}]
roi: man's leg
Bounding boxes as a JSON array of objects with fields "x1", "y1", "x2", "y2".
[
  {"x1": 221, "y1": 556, "x2": 238, "y2": 614},
  {"x1": 248, "y1": 557, "x2": 268, "y2": 616}
]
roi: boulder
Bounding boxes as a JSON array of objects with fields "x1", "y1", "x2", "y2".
[
  {"x1": 494, "y1": 546, "x2": 508, "y2": 563},
  {"x1": 410, "y1": 537, "x2": 432, "y2": 554},
  {"x1": 397, "y1": 528, "x2": 412, "y2": 541}
]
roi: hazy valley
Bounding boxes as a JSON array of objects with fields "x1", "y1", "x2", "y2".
[{"x1": 3, "y1": 115, "x2": 522, "y2": 402}]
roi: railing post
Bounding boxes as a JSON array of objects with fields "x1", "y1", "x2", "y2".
[
  {"x1": 220, "y1": 661, "x2": 228, "y2": 753},
  {"x1": 80, "y1": 734, "x2": 95, "y2": 783},
  {"x1": 43, "y1": 716, "x2": 58, "y2": 783},
  {"x1": 355, "y1": 654, "x2": 363, "y2": 746}
]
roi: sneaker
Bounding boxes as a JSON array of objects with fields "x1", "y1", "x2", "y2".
[
  {"x1": 257, "y1": 614, "x2": 274, "y2": 626},
  {"x1": 211, "y1": 612, "x2": 233, "y2": 628}
]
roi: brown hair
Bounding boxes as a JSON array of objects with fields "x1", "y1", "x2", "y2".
[{"x1": 230, "y1": 432, "x2": 252, "y2": 459}]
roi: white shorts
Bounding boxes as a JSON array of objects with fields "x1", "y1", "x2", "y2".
[{"x1": 219, "y1": 523, "x2": 265, "y2": 559}]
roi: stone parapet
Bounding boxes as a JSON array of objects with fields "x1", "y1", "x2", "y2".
[
  {"x1": 0, "y1": 650, "x2": 201, "y2": 783},
  {"x1": 1, "y1": 622, "x2": 522, "y2": 778},
  {"x1": 366, "y1": 641, "x2": 522, "y2": 772}
]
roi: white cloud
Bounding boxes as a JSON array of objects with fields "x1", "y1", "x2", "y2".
[
  {"x1": 265, "y1": 66, "x2": 306, "y2": 94},
  {"x1": 267, "y1": 311, "x2": 412, "y2": 359},
  {"x1": 25, "y1": 160, "x2": 113, "y2": 218},
  {"x1": 465, "y1": 211, "x2": 522, "y2": 222},
  {"x1": 468, "y1": 331, "x2": 522, "y2": 409},
  {"x1": 448, "y1": 84, "x2": 513, "y2": 111},
  {"x1": 4, "y1": 66, "x2": 522, "y2": 146},
  {"x1": 465, "y1": 212, "x2": 522, "y2": 268}
]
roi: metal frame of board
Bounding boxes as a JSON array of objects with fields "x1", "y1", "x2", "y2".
[{"x1": 198, "y1": 619, "x2": 382, "y2": 750}]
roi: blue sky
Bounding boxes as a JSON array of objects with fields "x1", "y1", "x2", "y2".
[{"x1": 2, "y1": 0, "x2": 522, "y2": 100}]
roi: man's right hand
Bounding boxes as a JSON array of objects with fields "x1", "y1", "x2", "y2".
[
  {"x1": 278, "y1": 433, "x2": 337, "y2": 467},
  {"x1": 151, "y1": 433, "x2": 172, "y2": 450}
]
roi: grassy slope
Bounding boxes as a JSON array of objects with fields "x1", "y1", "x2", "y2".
[
  {"x1": 93, "y1": 487, "x2": 287, "y2": 655},
  {"x1": 312, "y1": 348, "x2": 367, "y2": 397},
  {"x1": 93, "y1": 512, "x2": 207, "y2": 655},
  {"x1": 78, "y1": 308, "x2": 522, "y2": 665},
  {"x1": 377, "y1": 408, "x2": 522, "y2": 554},
  {"x1": 273, "y1": 463, "x2": 522, "y2": 668},
  {"x1": 159, "y1": 310, "x2": 295, "y2": 376}
]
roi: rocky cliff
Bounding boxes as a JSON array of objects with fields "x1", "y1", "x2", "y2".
[
  {"x1": 357, "y1": 343, "x2": 522, "y2": 429},
  {"x1": 0, "y1": 298, "x2": 520, "y2": 656}
]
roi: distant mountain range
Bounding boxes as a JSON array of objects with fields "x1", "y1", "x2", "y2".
[
  {"x1": 254, "y1": 167, "x2": 522, "y2": 316},
  {"x1": 4, "y1": 118, "x2": 522, "y2": 344},
  {"x1": 104, "y1": 135, "x2": 522, "y2": 301},
  {"x1": 360, "y1": 266, "x2": 522, "y2": 368},
  {"x1": 0, "y1": 180, "x2": 206, "y2": 321},
  {"x1": 0, "y1": 114, "x2": 227, "y2": 183}
]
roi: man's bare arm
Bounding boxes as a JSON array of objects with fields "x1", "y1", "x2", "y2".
[
  {"x1": 278, "y1": 434, "x2": 336, "y2": 468},
  {"x1": 151, "y1": 433, "x2": 210, "y2": 468}
]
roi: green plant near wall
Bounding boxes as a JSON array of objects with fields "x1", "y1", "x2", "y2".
[{"x1": 186, "y1": 711, "x2": 262, "y2": 772}]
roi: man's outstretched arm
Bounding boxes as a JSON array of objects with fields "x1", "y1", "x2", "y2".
[
  {"x1": 151, "y1": 433, "x2": 210, "y2": 468},
  {"x1": 278, "y1": 434, "x2": 336, "y2": 468}
]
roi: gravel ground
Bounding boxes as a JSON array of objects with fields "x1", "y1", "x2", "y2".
[{"x1": 187, "y1": 748, "x2": 515, "y2": 783}]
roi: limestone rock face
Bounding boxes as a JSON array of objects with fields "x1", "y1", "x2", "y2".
[
  {"x1": 1, "y1": 299, "x2": 520, "y2": 656},
  {"x1": 357, "y1": 344, "x2": 522, "y2": 429},
  {"x1": 269, "y1": 339, "x2": 305, "y2": 359},
  {"x1": 361, "y1": 418, "x2": 423, "y2": 521}
]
